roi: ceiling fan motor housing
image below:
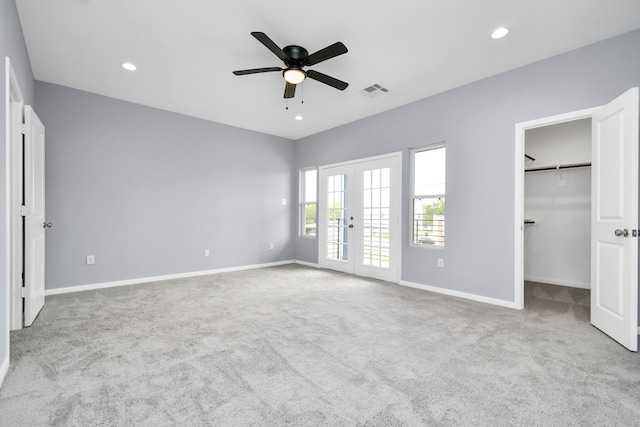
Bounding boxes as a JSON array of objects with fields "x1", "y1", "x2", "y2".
[{"x1": 283, "y1": 45, "x2": 308, "y2": 69}]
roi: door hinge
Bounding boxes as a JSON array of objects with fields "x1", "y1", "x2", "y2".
[
  {"x1": 20, "y1": 205, "x2": 27, "y2": 216},
  {"x1": 633, "y1": 229, "x2": 638, "y2": 238},
  {"x1": 20, "y1": 123, "x2": 27, "y2": 135},
  {"x1": 21, "y1": 287, "x2": 25, "y2": 298}
]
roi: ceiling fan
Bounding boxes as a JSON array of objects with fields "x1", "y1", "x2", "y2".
[{"x1": 233, "y1": 32, "x2": 349, "y2": 99}]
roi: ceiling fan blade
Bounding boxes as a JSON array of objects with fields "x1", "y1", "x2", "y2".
[
  {"x1": 233, "y1": 67, "x2": 282, "y2": 76},
  {"x1": 251, "y1": 32, "x2": 291, "y2": 63},
  {"x1": 284, "y1": 82, "x2": 296, "y2": 99},
  {"x1": 305, "y1": 42, "x2": 348, "y2": 66},
  {"x1": 306, "y1": 70, "x2": 348, "y2": 91}
]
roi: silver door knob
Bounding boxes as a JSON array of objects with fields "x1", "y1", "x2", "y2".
[
  {"x1": 43, "y1": 222, "x2": 52, "y2": 228},
  {"x1": 614, "y1": 228, "x2": 629, "y2": 237}
]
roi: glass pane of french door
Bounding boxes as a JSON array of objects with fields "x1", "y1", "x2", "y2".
[
  {"x1": 362, "y1": 167, "x2": 391, "y2": 268},
  {"x1": 326, "y1": 173, "x2": 349, "y2": 261}
]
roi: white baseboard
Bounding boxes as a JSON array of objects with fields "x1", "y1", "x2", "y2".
[
  {"x1": 398, "y1": 279, "x2": 520, "y2": 309},
  {"x1": 0, "y1": 355, "x2": 8, "y2": 389},
  {"x1": 294, "y1": 263, "x2": 518, "y2": 309},
  {"x1": 524, "y1": 275, "x2": 590, "y2": 289},
  {"x1": 294, "y1": 260, "x2": 320, "y2": 268},
  {"x1": 45, "y1": 260, "x2": 296, "y2": 296}
]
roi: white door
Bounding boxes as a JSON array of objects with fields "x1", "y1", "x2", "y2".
[
  {"x1": 591, "y1": 87, "x2": 639, "y2": 351},
  {"x1": 24, "y1": 105, "x2": 46, "y2": 327},
  {"x1": 320, "y1": 163, "x2": 354, "y2": 275},
  {"x1": 319, "y1": 154, "x2": 400, "y2": 282}
]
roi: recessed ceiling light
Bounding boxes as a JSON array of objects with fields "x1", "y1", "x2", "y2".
[
  {"x1": 295, "y1": 115, "x2": 304, "y2": 121},
  {"x1": 491, "y1": 27, "x2": 509, "y2": 39},
  {"x1": 122, "y1": 62, "x2": 137, "y2": 71}
]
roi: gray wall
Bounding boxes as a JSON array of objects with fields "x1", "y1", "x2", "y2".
[
  {"x1": 1, "y1": 0, "x2": 34, "y2": 378},
  {"x1": 35, "y1": 82, "x2": 295, "y2": 290},
  {"x1": 295, "y1": 29, "x2": 640, "y2": 304}
]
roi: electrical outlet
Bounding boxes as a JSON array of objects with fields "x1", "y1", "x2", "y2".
[
  {"x1": 437, "y1": 258, "x2": 444, "y2": 268},
  {"x1": 269, "y1": 243, "x2": 274, "y2": 250},
  {"x1": 87, "y1": 255, "x2": 95, "y2": 265},
  {"x1": 204, "y1": 249, "x2": 210, "y2": 257}
]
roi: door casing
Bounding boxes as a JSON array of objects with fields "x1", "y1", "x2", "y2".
[
  {"x1": 514, "y1": 107, "x2": 598, "y2": 309},
  {"x1": 6, "y1": 57, "x2": 24, "y2": 331}
]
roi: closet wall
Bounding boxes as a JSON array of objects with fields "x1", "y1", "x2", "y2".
[{"x1": 524, "y1": 119, "x2": 592, "y2": 289}]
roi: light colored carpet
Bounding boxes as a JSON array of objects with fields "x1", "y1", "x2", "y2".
[
  {"x1": 1, "y1": 265, "x2": 638, "y2": 426},
  {"x1": 524, "y1": 280, "x2": 591, "y2": 322}
]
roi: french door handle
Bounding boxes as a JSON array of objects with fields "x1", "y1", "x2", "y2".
[
  {"x1": 348, "y1": 224, "x2": 354, "y2": 228},
  {"x1": 43, "y1": 222, "x2": 52, "y2": 228},
  {"x1": 615, "y1": 228, "x2": 629, "y2": 237}
]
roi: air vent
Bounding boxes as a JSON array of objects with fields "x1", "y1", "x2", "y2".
[{"x1": 362, "y1": 83, "x2": 389, "y2": 97}]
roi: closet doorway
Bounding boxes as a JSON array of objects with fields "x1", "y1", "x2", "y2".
[
  {"x1": 514, "y1": 88, "x2": 639, "y2": 351},
  {"x1": 523, "y1": 118, "x2": 592, "y2": 309}
]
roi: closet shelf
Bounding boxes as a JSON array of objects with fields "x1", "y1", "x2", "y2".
[{"x1": 525, "y1": 162, "x2": 591, "y2": 173}]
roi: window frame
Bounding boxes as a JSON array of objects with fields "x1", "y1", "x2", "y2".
[
  {"x1": 299, "y1": 167, "x2": 318, "y2": 238},
  {"x1": 410, "y1": 143, "x2": 446, "y2": 248}
]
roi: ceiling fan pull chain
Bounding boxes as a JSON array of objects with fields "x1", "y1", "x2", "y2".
[
  {"x1": 285, "y1": 99, "x2": 289, "y2": 110},
  {"x1": 302, "y1": 82, "x2": 304, "y2": 104}
]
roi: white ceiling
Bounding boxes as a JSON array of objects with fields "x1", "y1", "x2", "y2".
[{"x1": 15, "y1": 0, "x2": 640, "y2": 140}]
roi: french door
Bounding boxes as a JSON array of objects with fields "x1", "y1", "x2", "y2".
[{"x1": 319, "y1": 153, "x2": 401, "y2": 282}]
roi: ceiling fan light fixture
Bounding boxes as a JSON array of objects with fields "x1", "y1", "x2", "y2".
[{"x1": 284, "y1": 69, "x2": 306, "y2": 84}]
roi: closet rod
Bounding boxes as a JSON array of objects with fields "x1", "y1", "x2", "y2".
[{"x1": 525, "y1": 162, "x2": 591, "y2": 173}]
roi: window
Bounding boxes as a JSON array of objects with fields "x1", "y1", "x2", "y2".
[
  {"x1": 411, "y1": 144, "x2": 446, "y2": 246},
  {"x1": 299, "y1": 168, "x2": 317, "y2": 237}
]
